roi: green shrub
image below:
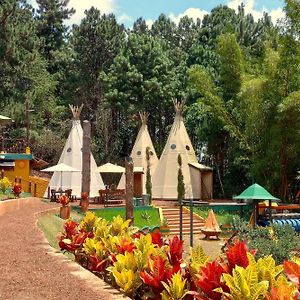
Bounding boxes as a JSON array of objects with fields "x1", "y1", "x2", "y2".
[
  {"x1": 0, "y1": 177, "x2": 11, "y2": 194},
  {"x1": 177, "y1": 154, "x2": 185, "y2": 201},
  {"x1": 233, "y1": 216, "x2": 299, "y2": 264},
  {"x1": 145, "y1": 147, "x2": 152, "y2": 203}
]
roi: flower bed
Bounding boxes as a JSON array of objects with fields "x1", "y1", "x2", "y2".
[{"x1": 58, "y1": 212, "x2": 300, "y2": 299}]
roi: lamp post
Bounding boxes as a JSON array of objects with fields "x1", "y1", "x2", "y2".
[
  {"x1": 20, "y1": 78, "x2": 33, "y2": 147},
  {"x1": 25, "y1": 99, "x2": 34, "y2": 147}
]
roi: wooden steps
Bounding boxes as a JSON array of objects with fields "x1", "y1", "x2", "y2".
[{"x1": 161, "y1": 207, "x2": 205, "y2": 235}]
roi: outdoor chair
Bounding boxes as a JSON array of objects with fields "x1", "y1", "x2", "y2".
[
  {"x1": 50, "y1": 189, "x2": 59, "y2": 202},
  {"x1": 65, "y1": 189, "x2": 76, "y2": 202}
]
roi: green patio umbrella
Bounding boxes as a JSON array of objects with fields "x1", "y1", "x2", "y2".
[
  {"x1": 233, "y1": 183, "x2": 279, "y2": 227},
  {"x1": 233, "y1": 183, "x2": 279, "y2": 201}
]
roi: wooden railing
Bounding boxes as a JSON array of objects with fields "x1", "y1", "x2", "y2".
[{"x1": 14, "y1": 177, "x2": 37, "y2": 197}]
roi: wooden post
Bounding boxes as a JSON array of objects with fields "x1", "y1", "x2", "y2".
[
  {"x1": 125, "y1": 157, "x2": 134, "y2": 225},
  {"x1": 268, "y1": 199, "x2": 272, "y2": 223},
  {"x1": 34, "y1": 183, "x2": 37, "y2": 197},
  {"x1": 190, "y1": 198, "x2": 193, "y2": 247},
  {"x1": 179, "y1": 198, "x2": 183, "y2": 240},
  {"x1": 81, "y1": 120, "x2": 91, "y2": 196}
]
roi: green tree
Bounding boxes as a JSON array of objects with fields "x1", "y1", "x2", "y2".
[
  {"x1": 101, "y1": 33, "x2": 185, "y2": 157},
  {"x1": 217, "y1": 33, "x2": 244, "y2": 102},
  {"x1": 177, "y1": 154, "x2": 185, "y2": 201},
  {"x1": 0, "y1": 0, "x2": 58, "y2": 127},
  {"x1": 132, "y1": 17, "x2": 148, "y2": 34},
  {"x1": 35, "y1": 0, "x2": 75, "y2": 74},
  {"x1": 151, "y1": 14, "x2": 177, "y2": 46},
  {"x1": 69, "y1": 8, "x2": 125, "y2": 119},
  {"x1": 145, "y1": 146, "x2": 152, "y2": 202}
]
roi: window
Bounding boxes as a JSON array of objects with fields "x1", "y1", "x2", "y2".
[
  {"x1": 67, "y1": 147, "x2": 72, "y2": 153},
  {"x1": 171, "y1": 144, "x2": 176, "y2": 150},
  {"x1": 137, "y1": 151, "x2": 141, "y2": 155},
  {"x1": 186, "y1": 145, "x2": 190, "y2": 150}
]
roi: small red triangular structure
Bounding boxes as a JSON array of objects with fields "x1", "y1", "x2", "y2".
[{"x1": 202, "y1": 209, "x2": 221, "y2": 239}]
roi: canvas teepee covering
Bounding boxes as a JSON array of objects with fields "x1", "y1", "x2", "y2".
[
  {"x1": 46, "y1": 105, "x2": 104, "y2": 197},
  {"x1": 118, "y1": 112, "x2": 158, "y2": 194},
  {"x1": 152, "y1": 99, "x2": 213, "y2": 200}
]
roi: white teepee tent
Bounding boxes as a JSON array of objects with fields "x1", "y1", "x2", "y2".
[
  {"x1": 118, "y1": 112, "x2": 158, "y2": 194},
  {"x1": 152, "y1": 99, "x2": 213, "y2": 200},
  {"x1": 46, "y1": 105, "x2": 105, "y2": 197}
]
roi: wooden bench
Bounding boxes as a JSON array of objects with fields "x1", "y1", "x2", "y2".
[
  {"x1": 98, "y1": 189, "x2": 125, "y2": 207},
  {"x1": 272, "y1": 213, "x2": 300, "y2": 219},
  {"x1": 259, "y1": 204, "x2": 300, "y2": 220}
]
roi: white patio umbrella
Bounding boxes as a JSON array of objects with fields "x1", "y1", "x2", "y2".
[
  {"x1": 0, "y1": 115, "x2": 12, "y2": 125},
  {"x1": 97, "y1": 163, "x2": 125, "y2": 173},
  {"x1": 41, "y1": 163, "x2": 80, "y2": 190}
]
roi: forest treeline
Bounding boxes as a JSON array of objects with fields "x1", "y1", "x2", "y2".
[{"x1": 1, "y1": 0, "x2": 300, "y2": 200}]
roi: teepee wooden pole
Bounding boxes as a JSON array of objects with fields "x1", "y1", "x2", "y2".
[
  {"x1": 69, "y1": 104, "x2": 84, "y2": 119},
  {"x1": 139, "y1": 111, "x2": 149, "y2": 125},
  {"x1": 82, "y1": 120, "x2": 91, "y2": 196},
  {"x1": 172, "y1": 98, "x2": 186, "y2": 116}
]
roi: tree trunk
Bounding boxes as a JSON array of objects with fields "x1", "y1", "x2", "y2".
[
  {"x1": 82, "y1": 120, "x2": 91, "y2": 196},
  {"x1": 215, "y1": 160, "x2": 226, "y2": 199},
  {"x1": 279, "y1": 147, "x2": 289, "y2": 201}
]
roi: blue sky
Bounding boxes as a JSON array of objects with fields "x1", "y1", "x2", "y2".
[{"x1": 28, "y1": 0, "x2": 285, "y2": 27}]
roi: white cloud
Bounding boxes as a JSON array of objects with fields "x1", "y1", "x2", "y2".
[
  {"x1": 66, "y1": 0, "x2": 116, "y2": 25},
  {"x1": 269, "y1": 7, "x2": 285, "y2": 24},
  {"x1": 169, "y1": 8, "x2": 208, "y2": 24},
  {"x1": 118, "y1": 13, "x2": 133, "y2": 23},
  {"x1": 27, "y1": 0, "x2": 117, "y2": 25},
  {"x1": 227, "y1": 0, "x2": 284, "y2": 23},
  {"x1": 146, "y1": 18, "x2": 154, "y2": 29}
]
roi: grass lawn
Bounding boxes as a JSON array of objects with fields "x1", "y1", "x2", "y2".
[
  {"x1": 37, "y1": 212, "x2": 66, "y2": 250},
  {"x1": 37, "y1": 212, "x2": 77, "y2": 260},
  {"x1": 87, "y1": 206, "x2": 161, "y2": 228},
  {"x1": 193, "y1": 207, "x2": 246, "y2": 226},
  {"x1": 0, "y1": 191, "x2": 32, "y2": 200},
  {"x1": 37, "y1": 206, "x2": 160, "y2": 257}
]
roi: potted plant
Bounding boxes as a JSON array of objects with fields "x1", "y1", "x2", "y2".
[
  {"x1": 12, "y1": 183, "x2": 22, "y2": 198},
  {"x1": 160, "y1": 217, "x2": 170, "y2": 236},
  {"x1": 59, "y1": 194, "x2": 70, "y2": 219},
  {"x1": 81, "y1": 192, "x2": 89, "y2": 212}
]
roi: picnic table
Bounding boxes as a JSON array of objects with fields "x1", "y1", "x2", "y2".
[{"x1": 50, "y1": 189, "x2": 76, "y2": 202}]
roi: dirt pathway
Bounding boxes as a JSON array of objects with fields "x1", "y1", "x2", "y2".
[{"x1": 0, "y1": 198, "x2": 128, "y2": 300}]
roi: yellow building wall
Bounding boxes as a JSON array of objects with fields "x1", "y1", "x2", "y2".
[
  {"x1": 28, "y1": 176, "x2": 49, "y2": 198},
  {"x1": 4, "y1": 159, "x2": 30, "y2": 192}
]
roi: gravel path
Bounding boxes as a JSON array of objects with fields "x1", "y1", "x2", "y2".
[{"x1": 0, "y1": 198, "x2": 128, "y2": 300}]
